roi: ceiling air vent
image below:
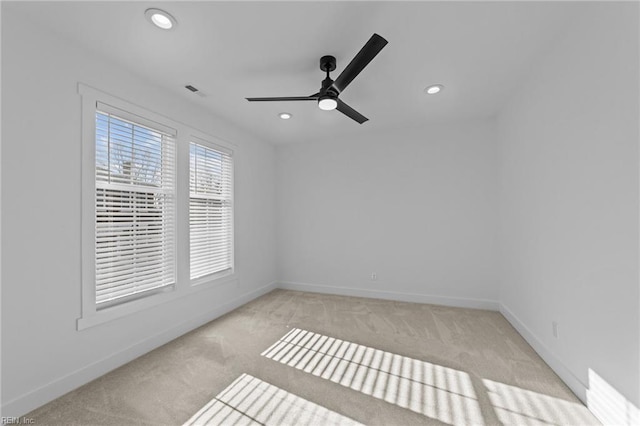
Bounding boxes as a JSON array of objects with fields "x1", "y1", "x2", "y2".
[{"x1": 185, "y1": 84, "x2": 199, "y2": 93}]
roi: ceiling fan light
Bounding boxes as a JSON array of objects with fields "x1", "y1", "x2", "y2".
[{"x1": 318, "y1": 97, "x2": 338, "y2": 111}]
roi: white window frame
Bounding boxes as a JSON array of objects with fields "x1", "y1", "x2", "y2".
[
  {"x1": 78, "y1": 84, "x2": 237, "y2": 330},
  {"x1": 189, "y1": 135, "x2": 235, "y2": 286}
]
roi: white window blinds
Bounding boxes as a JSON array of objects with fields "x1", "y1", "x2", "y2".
[
  {"x1": 95, "y1": 103, "x2": 176, "y2": 307},
  {"x1": 189, "y1": 142, "x2": 233, "y2": 280}
]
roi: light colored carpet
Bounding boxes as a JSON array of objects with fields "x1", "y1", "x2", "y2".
[
  {"x1": 262, "y1": 327, "x2": 483, "y2": 425},
  {"x1": 182, "y1": 373, "x2": 362, "y2": 426},
  {"x1": 25, "y1": 289, "x2": 600, "y2": 425}
]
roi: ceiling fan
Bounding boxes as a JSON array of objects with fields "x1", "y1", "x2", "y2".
[{"x1": 246, "y1": 33, "x2": 388, "y2": 124}]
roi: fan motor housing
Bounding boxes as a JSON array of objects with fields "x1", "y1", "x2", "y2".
[{"x1": 320, "y1": 55, "x2": 336, "y2": 72}]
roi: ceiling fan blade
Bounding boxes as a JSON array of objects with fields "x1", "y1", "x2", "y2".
[
  {"x1": 332, "y1": 33, "x2": 388, "y2": 93},
  {"x1": 246, "y1": 96, "x2": 318, "y2": 102},
  {"x1": 336, "y1": 99, "x2": 368, "y2": 124}
]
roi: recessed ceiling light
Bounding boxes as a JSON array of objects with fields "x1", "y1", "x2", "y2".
[
  {"x1": 424, "y1": 84, "x2": 444, "y2": 95},
  {"x1": 279, "y1": 112, "x2": 292, "y2": 120},
  {"x1": 145, "y1": 8, "x2": 177, "y2": 30}
]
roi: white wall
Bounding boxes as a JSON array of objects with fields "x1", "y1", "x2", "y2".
[
  {"x1": 1, "y1": 9, "x2": 276, "y2": 416},
  {"x1": 497, "y1": 1, "x2": 639, "y2": 415},
  {"x1": 276, "y1": 120, "x2": 499, "y2": 308},
  {"x1": 3, "y1": 1, "x2": 638, "y2": 421}
]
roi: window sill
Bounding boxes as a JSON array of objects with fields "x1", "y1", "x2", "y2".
[
  {"x1": 190, "y1": 269, "x2": 235, "y2": 288},
  {"x1": 77, "y1": 275, "x2": 238, "y2": 331}
]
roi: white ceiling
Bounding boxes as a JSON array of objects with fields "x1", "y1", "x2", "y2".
[{"x1": 8, "y1": 1, "x2": 584, "y2": 144}]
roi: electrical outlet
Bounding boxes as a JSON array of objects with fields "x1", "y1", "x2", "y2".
[
  {"x1": 552, "y1": 321, "x2": 559, "y2": 339},
  {"x1": 371, "y1": 272, "x2": 377, "y2": 281}
]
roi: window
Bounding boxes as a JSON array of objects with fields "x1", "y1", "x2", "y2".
[
  {"x1": 189, "y1": 141, "x2": 234, "y2": 280},
  {"x1": 94, "y1": 103, "x2": 176, "y2": 307},
  {"x1": 79, "y1": 84, "x2": 237, "y2": 330}
]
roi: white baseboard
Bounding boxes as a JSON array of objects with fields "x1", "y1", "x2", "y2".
[
  {"x1": 278, "y1": 281, "x2": 500, "y2": 311},
  {"x1": 2, "y1": 281, "x2": 278, "y2": 418},
  {"x1": 8, "y1": 281, "x2": 598, "y2": 420},
  {"x1": 499, "y1": 303, "x2": 588, "y2": 403}
]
